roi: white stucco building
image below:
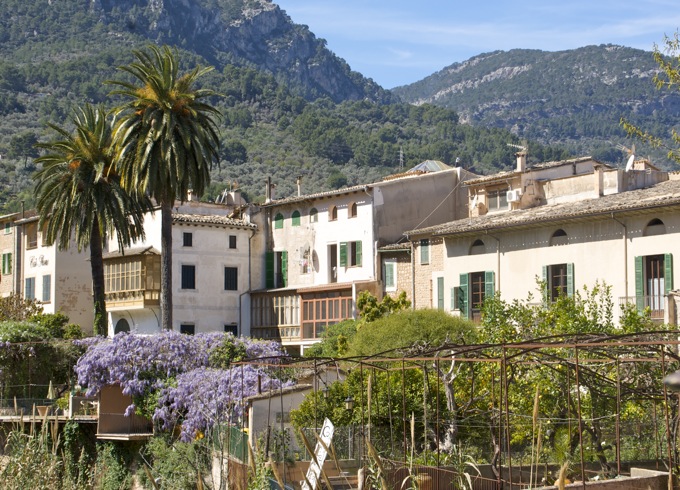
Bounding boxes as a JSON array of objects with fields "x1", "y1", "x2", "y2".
[
  {"x1": 250, "y1": 162, "x2": 476, "y2": 354},
  {"x1": 104, "y1": 193, "x2": 260, "y2": 336},
  {"x1": 407, "y1": 152, "x2": 678, "y2": 325}
]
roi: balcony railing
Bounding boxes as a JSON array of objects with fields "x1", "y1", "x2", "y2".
[
  {"x1": 619, "y1": 295, "x2": 666, "y2": 320},
  {"x1": 97, "y1": 412, "x2": 153, "y2": 440},
  {"x1": 251, "y1": 324, "x2": 301, "y2": 342}
]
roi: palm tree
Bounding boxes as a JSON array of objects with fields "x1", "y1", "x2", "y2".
[
  {"x1": 109, "y1": 45, "x2": 221, "y2": 331},
  {"x1": 35, "y1": 104, "x2": 150, "y2": 335}
]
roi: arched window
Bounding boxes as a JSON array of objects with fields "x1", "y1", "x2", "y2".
[
  {"x1": 644, "y1": 218, "x2": 666, "y2": 237},
  {"x1": 550, "y1": 229, "x2": 568, "y2": 246},
  {"x1": 329, "y1": 205, "x2": 338, "y2": 221},
  {"x1": 292, "y1": 210, "x2": 301, "y2": 227},
  {"x1": 274, "y1": 213, "x2": 284, "y2": 229},
  {"x1": 114, "y1": 318, "x2": 130, "y2": 334},
  {"x1": 349, "y1": 202, "x2": 358, "y2": 218},
  {"x1": 309, "y1": 208, "x2": 318, "y2": 223},
  {"x1": 469, "y1": 239, "x2": 486, "y2": 255}
]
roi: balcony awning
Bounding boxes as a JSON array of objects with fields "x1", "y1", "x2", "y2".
[{"x1": 102, "y1": 246, "x2": 160, "y2": 260}]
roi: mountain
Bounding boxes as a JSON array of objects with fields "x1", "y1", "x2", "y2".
[
  {"x1": 392, "y1": 45, "x2": 680, "y2": 166},
  {"x1": 0, "y1": 0, "x2": 392, "y2": 104}
]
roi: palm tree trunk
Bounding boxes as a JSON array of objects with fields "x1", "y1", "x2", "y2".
[
  {"x1": 160, "y1": 202, "x2": 173, "y2": 330},
  {"x1": 90, "y1": 217, "x2": 107, "y2": 336}
]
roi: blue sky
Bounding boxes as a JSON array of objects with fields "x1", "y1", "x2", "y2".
[{"x1": 275, "y1": 0, "x2": 680, "y2": 89}]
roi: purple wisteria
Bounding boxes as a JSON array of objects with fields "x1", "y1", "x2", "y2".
[{"x1": 74, "y1": 331, "x2": 291, "y2": 440}]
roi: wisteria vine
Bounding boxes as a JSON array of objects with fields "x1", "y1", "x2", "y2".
[{"x1": 75, "y1": 331, "x2": 291, "y2": 441}]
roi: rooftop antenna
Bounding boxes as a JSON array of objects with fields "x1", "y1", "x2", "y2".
[
  {"x1": 507, "y1": 142, "x2": 528, "y2": 153},
  {"x1": 399, "y1": 146, "x2": 404, "y2": 170}
]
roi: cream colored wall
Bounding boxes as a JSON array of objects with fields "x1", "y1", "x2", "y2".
[{"x1": 440, "y1": 210, "x2": 680, "y2": 324}]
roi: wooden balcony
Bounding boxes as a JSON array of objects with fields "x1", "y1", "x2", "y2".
[
  {"x1": 103, "y1": 247, "x2": 161, "y2": 311},
  {"x1": 96, "y1": 385, "x2": 153, "y2": 441}
]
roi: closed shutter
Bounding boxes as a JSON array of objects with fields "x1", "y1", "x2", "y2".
[
  {"x1": 266, "y1": 251, "x2": 274, "y2": 288},
  {"x1": 356, "y1": 241, "x2": 362, "y2": 266},
  {"x1": 542, "y1": 265, "x2": 549, "y2": 301},
  {"x1": 385, "y1": 263, "x2": 394, "y2": 288},
  {"x1": 634, "y1": 255, "x2": 644, "y2": 312},
  {"x1": 339, "y1": 242, "x2": 348, "y2": 267},
  {"x1": 566, "y1": 263, "x2": 574, "y2": 297},
  {"x1": 451, "y1": 287, "x2": 456, "y2": 310},
  {"x1": 281, "y1": 250, "x2": 288, "y2": 287},
  {"x1": 665, "y1": 253, "x2": 673, "y2": 294},
  {"x1": 459, "y1": 273, "x2": 469, "y2": 319},
  {"x1": 437, "y1": 277, "x2": 444, "y2": 309},
  {"x1": 420, "y1": 239, "x2": 430, "y2": 264},
  {"x1": 484, "y1": 271, "x2": 495, "y2": 301}
]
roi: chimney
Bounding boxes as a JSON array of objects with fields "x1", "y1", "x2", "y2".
[
  {"x1": 516, "y1": 151, "x2": 527, "y2": 173},
  {"x1": 594, "y1": 164, "x2": 604, "y2": 197},
  {"x1": 187, "y1": 189, "x2": 193, "y2": 202},
  {"x1": 296, "y1": 175, "x2": 303, "y2": 196},
  {"x1": 265, "y1": 176, "x2": 271, "y2": 203}
]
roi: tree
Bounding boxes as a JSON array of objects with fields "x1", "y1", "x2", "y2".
[
  {"x1": 621, "y1": 32, "x2": 680, "y2": 163},
  {"x1": 34, "y1": 104, "x2": 150, "y2": 335},
  {"x1": 8, "y1": 131, "x2": 38, "y2": 168},
  {"x1": 109, "y1": 45, "x2": 221, "y2": 331}
]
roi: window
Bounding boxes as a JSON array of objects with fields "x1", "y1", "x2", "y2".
[
  {"x1": 180, "y1": 323, "x2": 195, "y2": 335},
  {"x1": 455, "y1": 271, "x2": 495, "y2": 321},
  {"x1": 4, "y1": 223, "x2": 11, "y2": 234},
  {"x1": 274, "y1": 213, "x2": 284, "y2": 229},
  {"x1": 183, "y1": 232, "x2": 193, "y2": 247},
  {"x1": 469, "y1": 239, "x2": 485, "y2": 255},
  {"x1": 181, "y1": 265, "x2": 196, "y2": 290},
  {"x1": 224, "y1": 324, "x2": 238, "y2": 336},
  {"x1": 25, "y1": 277, "x2": 35, "y2": 300},
  {"x1": 292, "y1": 210, "x2": 301, "y2": 227},
  {"x1": 436, "y1": 276, "x2": 445, "y2": 310},
  {"x1": 115, "y1": 318, "x2": 130, "y2": 334},
  {"x1": 420, "y1": 239, "x2": 430, "y2": 265},
  {"x1": 644, "y1": 219, "x2": 666, "y2": 237},
  {"x1": 329, "y1": 205, "x2": 337, "y2": 221},
  {"x1": 383, "y1": 260, "x2": 397, "y2": 292},
  {"x1": 2, "y1": 253, "x2": 11, "y2": 275},
  {"x1": 42, "y1": 275, "x2": 51, "y2": 302},
  {"x1": 228, "y1": 235, "x2": 237, "y2": 249},
  {"x1": 339, "y1": 241, "x2": 362, "y2": 267},
  {"x1": 635, "y1": 254, "x2": 673, "y2": 317},
  {"x1": 266, "y1": 251, "x2": 288, "y2": 288},
  {"x1": 224, "y1": 267, "x2": 238, "y2": 291},
  {"x1": 26, "y1": 223, "x2": 38, "y2": 250},
  {"x1": 487, "y1": 189, "x2": 508, "y2": 212},
  {"x1": 301, "y1": 290, "x2": 353, "y2": 339},
  {"x1": 542, "y1": 263, "x2": 574, "y2": 301},
  {"x1": 300, "y1": 247, "x2": 311, "y2": 274},
  {"x1": 550, "y1": 229, "x2": 568, "y2": 246},
  {"x1": 310, "y1": 208, "x2": 318, "y2": 223},
  {"x1": 349, "y1": 202, "x2": 357, "y2": 218}
]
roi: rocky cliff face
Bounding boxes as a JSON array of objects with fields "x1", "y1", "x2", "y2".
[{"x1": 92, "y1": 0, "x2": 391, "y2": 103}]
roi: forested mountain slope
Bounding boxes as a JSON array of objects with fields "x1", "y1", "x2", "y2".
[{"x1": 392, "y1": 45, "x2": 680, "y2": 166}]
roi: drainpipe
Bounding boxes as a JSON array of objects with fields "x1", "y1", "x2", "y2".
[{"x1": 611, "y1": 213, "x2": 628, "y2": 301}]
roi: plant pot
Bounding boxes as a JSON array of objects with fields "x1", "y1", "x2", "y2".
[{"x1": 36, "y1": 405, "x2": 50, "y2": 417}]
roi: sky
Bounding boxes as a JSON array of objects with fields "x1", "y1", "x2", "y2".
[{"x1": 274, "y1": 0, "x2": 680, "y2": 89}]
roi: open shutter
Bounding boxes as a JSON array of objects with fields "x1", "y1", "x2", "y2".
[
  {"x1": 665, "y1": 253, "x2": 674, "y2": 294},
  {"x1": 356, "y1": 241, "x2": 362, "y2": 267},
  {"x1": 451, "y1": 287, "x2": 457, "y2": 310},
  {"x1": 566, "y1": 263, "x2": 575, "y2": 297},
  {"x1": 281, "y1": 250, "x2": 288, "y2": 287},
  {"x1": 437, "y1": 277, "x2": 444, "y2": 309},
  {"x1": 339, "y1": 242, "x2": 348, "y2": 267},
  {"x1": 542, "y1": 265, "x2": 548, "y2": 300},
  {"x1": 459, "y1": 273, "x2": 469, "y2": 319},
  {"x1": 266, "y1": 251, "x2": 274, "y2": 288},
  {"x1": 484, "y1": 271, "x2": 495, "y2": 301},
  {"x1": 634, "y1": 255, "x2": 644, "y2": 312}
]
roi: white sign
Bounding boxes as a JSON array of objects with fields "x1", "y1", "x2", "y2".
[{"x1": 301, "y1": 418, "x2": 334, "y2": 490}]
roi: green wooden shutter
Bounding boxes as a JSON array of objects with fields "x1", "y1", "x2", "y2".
[
  {"x1": 665, "y1": 253, "x2": 674, "y2": 294},
  {"x1": 356, "y1": 241, "x2": 362, "y2": 266},
  {"x1": 385, "y1": 263, "x2": 394, "y2": 288},
  {"x1": 292, "y1": 211, "x2": 301, "y2": 227},
  {"x1": 437, "y1": 277, "x2": 444, "y2": 310},
  {"x1": 420, "y1": 239, "x2": 430, "y2": 264},
  {"x1": 266, "y1": 251, "x2": 274, "y2": 288},
  {"x1": 274, "y1": 213, "x2": 283, "y2": 229},
  {"x1": 339, "y1": 242, "x2": 348, "y2": 267},
  {"x1": 634, "y1": 255, "x2": 644, "y2": 312},
  {"x1": 459, "y1": 273, "x2": 469, "y2": 319},
  {"x1": 281, "y1": 250, "x2": 288, "y2": 287},
  {"x1": 484, "y1": 271, "x2": 495, "y2": 301},
  {"x1": 542, "y1": 265, "x2": 548, "y2": 300},
  {"x1": 566, "y1": 263, "x2": 574, "y2": 297},
  {"x1": 451, "y1": 287, "x2": 456, "y2": 310}
]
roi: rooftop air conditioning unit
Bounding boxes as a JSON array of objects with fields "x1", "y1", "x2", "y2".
[{"x1": 506, "y1": 189, "x2": 522, "y2": 203}]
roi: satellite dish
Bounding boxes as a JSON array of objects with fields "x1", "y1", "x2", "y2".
[{"x1": 625, "y1": 154, "x2": 635, "y2": 172}]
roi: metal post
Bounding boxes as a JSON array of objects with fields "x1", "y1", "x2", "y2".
[
  {"x1": 574, "y1": 346, "x2": 587, "y2": 489},
  {"x1": 502, "y1": 348, "x2": 513, "y2": 489},
  {"x1": 615, "y1": 358, "x2": 621, "y2": 476}
]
